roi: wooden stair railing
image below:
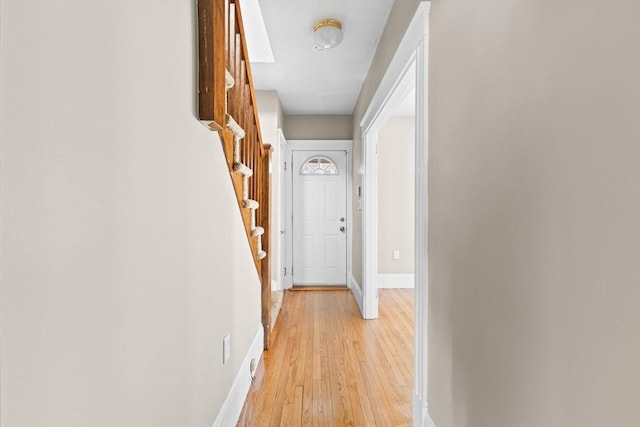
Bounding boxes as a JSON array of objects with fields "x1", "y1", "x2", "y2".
[{"x1": 197, "y1": 0, "x2": 272, "y2": 350}]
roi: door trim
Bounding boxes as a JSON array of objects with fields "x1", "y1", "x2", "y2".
[
  {"x1": 284, "y1": 140, "x2": 353, "y2": 287},
  {"x1": 359, "y1": 2, "x2": 432, "y2": 426},
  {"x1": 277, "y1": 129, "x2": 292, "y2": 290}
]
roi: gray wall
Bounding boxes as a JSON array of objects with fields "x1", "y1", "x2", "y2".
[
  {"x1": 378, "y1": 116, "x2": 415, "y2": 275},
  {"x1": 256, "y1": 90, "x2": 284, "y2": 146},
  {"x1": 1, "y1": 1, "x2": 262, "y2": 425},
  {"x1": 351, "y1": 0, "x2": 422, "y2": 287},
  {"x1": 256, "y1": 90, "x2": 285, "y2": 289},
  {"x1": 284, "y1": 115, "x2": 353, "y2": 140},
  {"x1": 429, "y1": 1, "x2": 640, "y2": 426}
]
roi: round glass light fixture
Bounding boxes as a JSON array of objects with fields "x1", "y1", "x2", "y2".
[{"x1": 313, "y1": 19, "x2": 343, "y2": 50}]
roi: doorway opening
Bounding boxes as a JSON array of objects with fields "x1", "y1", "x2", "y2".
[
  {"x1": 376, "y1": 71, "x2": 416, "y2": 293},
  {"x1": 359, "y1": 2, "x2": 431, "y2": 425}
]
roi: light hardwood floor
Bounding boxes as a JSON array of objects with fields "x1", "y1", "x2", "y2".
[{"x1": 237, "y1": 288, "x2": 414, "y2": 427}]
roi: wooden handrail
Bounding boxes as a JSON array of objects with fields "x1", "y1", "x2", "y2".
[{"x1": 197, "y1": 0, "x2": 272, "y2": 349}]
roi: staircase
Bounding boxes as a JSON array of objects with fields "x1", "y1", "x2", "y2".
[{"x1": 197, "y1": 0, "x2": 272, "y2": 349}]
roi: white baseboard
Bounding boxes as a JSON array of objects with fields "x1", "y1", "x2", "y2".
[
  {"x1": 349, "y1": 274, "x2": 364, "y2": 316},
  {"x1": 378, "y1": 273, "x2": 414, "y2": 288},
  {"x1": 424, "y1": 411, "x2": 436, "y2": 427},
  {"x1": 414, "y1": 393, "x2": 437, "y2": 427},
  {"x1": 212, "y1": 327, "x2": 264, "y2": 427}
]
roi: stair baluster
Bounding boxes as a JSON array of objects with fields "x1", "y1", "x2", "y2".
[{"x1": 197, "y1": 0, "x2": 272, "y2": 350}]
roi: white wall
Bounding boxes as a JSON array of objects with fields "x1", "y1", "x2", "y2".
[
  {"x1": 256, "y1": 91, "x2": 284, "y2": 146},
  {"x1": 377, "y1": 116, "x2": 415, "y2": 275},
  {"x1": 351, "y1": 0, "x2": 422, "y2": 286},
  {"x1": 256, "y1": 90, "x2": 284, "y2": 290},
  {"x1": 429, "y1": 1, "x2": 640, "y2": 426},
  {"x1": 1, "y1": 1, "x2": 261, "y2": 425}
]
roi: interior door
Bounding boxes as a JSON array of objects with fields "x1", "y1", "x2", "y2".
[{"x1": 292, "y1": 150, "x2": 347, "y2": 285}]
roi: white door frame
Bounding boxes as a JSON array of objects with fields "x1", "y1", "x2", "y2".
[
  {"x1": 284, "y1": 140, "x2": 353, "y2": 287},
  {"x1": 359, "y1": 3, "x2": 432, "y2": 426},
  {"x1": 277, "y1": 129, "x2": 292, "y2": 290}
]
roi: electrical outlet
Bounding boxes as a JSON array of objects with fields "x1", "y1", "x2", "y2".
[
  {"x1": 393, "y1": 250, "x2": 400, "y2": 260},
  {"x1": 223, "y1": 335, "x2": 230, "y2": 364}
]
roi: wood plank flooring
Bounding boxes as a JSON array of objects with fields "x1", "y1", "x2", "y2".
[{"x1": 237, "y1": 289, "x2": 414, "y2": 427}]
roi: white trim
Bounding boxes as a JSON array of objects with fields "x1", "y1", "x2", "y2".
[
  {"x1": 362, "y1": 129, "x2": 379, "y2": 319},
  {"x1": 360, "y1": 2, "x2": 430, "y2": 131},
  {"x1": 377, "y1": 273, "x2": 414, "y2": 288},
  {"x1": 414, "y1": 21, "x2": 430, "y2": 427},
  {"x1": 285, "y1": 140, "x2": 353, "y2": 287},
  {"x1": 348, "y1": 274, "x2": 364, "y2": 315},
  {"x1": 346, "y1": 157, "x2": 354, "y2": 295},
  {"x1": 424, "y1": 411, "x2": 437, "y2": 427},
  {"x1": 277, "y1": 130, "x2": 292, "y2": 290},
  {"x1": 212, "y1": 327, "x2": 264, "y2": 427},
  {"x1": 271, "y1": 279, "x2": 279, "y2": 292},
  {"x1": 358, "y1": 3, "x2": 430, "y2": 427}
]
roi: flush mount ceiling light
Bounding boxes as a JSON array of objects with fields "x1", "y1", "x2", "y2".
[{"x1": 313, "y1": 19, "x2": 343, "y2": 50}]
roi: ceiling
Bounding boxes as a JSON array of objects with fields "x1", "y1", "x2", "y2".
[{"x1": 242, "y1": 0, "x2": 394, "y2": 115}]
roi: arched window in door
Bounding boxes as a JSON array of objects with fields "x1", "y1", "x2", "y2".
[{"x1": 299, "y1": 156, "x2": 339, "y2": 175}]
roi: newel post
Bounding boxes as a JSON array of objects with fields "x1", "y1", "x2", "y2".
[
  {"x1": 260, "y1": 146, "x2": 272, "y2": 350},
  {"x1": 197, "y1": 0, "x2": 226, "y2": 130}
]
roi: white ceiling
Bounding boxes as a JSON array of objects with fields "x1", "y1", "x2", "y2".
[{"x1": 242, "y1": 0, "x2": 394, "y2": 115}]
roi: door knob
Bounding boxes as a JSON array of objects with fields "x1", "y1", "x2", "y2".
[
  {"x1": 340, "y1": 217, "x2": 345, "y2": 222},
  {"x1": 340, "y1": 226, "x2": 346, "y2": 233}
]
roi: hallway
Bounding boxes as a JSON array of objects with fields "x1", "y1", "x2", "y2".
[{"x1": 238, "y1": 289, "x2": 414, "y2": 426}]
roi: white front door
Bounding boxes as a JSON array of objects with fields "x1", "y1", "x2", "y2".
[{"x1": 292, "y1": 150, "x2": 347, "y2": 285}]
